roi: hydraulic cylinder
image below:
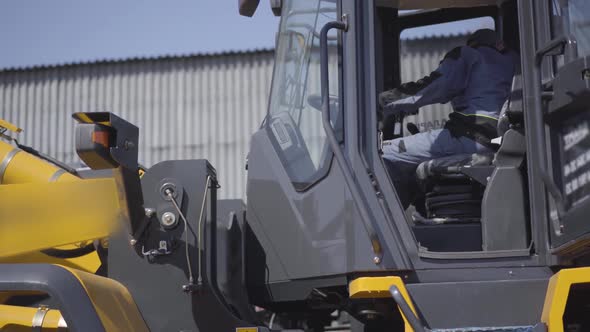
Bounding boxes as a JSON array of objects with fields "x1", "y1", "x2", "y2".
[{"x1": 0, "y1": 140, "x2": 78, "y2": 184}]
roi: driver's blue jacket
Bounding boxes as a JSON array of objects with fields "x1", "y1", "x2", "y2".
[{"x1": 384, "y1": 45, "x2": 518, "y2": 119}]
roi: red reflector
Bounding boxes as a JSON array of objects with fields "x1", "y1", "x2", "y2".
[{"x1": 92, "y1": 131, "x2": 110, "y2": 148}]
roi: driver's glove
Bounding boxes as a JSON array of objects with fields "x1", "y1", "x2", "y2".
[
  {"x1": 378, "y1": 88, "x2": 406, "y2": 109},
  {"x1": 378, "y1": 88, "x2": 419, "y2": 117}
]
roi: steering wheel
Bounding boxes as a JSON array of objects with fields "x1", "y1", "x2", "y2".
[{"x1": 306, "y1": 94, "x2": 339, "y2": 112}]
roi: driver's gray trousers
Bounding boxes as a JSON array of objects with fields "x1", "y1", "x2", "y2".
[{"x1": 382, "y1": 128, "x2": 490, "y2": 208}]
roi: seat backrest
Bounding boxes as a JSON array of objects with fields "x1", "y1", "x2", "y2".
[{"x1": 497, "y1": 74, "x2": 523, "y2": 136}]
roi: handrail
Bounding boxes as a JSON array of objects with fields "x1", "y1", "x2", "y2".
[
  {"x1": 535, "y1": 35, "x2": 577, "y2": 65},
  {"x1": 389, "y1": 285, "x2": 428, "y2": 332},
  {"x1": 320, "y1": 19, "x2": 384, "y2": 263}
]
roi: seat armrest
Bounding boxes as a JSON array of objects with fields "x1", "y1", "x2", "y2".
[{"x1": 459, "y1": 165, "x2": 495, "y2": 186}]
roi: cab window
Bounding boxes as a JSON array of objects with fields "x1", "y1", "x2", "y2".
[
  {"x1": 551, "y1": 0, "x2": 590, "y2": 63},
  {"x1": 266, "y1": 0, "x2": 341, "y2": 190}
]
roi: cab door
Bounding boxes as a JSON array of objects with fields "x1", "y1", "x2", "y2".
[
  {"x1": 246, "y1": 0, "x2": 366, "y2": 282},
  {"x1": 538, "y1": 0, "x2": 590, "y2": 251}
]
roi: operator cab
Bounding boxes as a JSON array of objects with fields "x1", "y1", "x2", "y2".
[
  {"x1": 373, "y1": 0, "x2": 532, "y2": 254},
  {"x1": 245, "y1": 0, "x2": 590, "y2": 293}
]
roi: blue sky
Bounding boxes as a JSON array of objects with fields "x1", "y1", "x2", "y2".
[
  {"x1": 0, "y1": 1, "x2": 280, "y2": 69},
  {"x1": 0, "y1": 2, "x2": 493, "y2": 69}
]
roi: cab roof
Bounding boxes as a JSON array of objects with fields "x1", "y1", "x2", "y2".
[
  {"x1": 376, "y1": 0, "x2": 499, "y2": 9},
  {"x1": 239, "y1": 0, "x2": 502, "y2": 18}
]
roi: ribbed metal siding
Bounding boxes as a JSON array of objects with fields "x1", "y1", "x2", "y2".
[
  {"x1": 0, "y1": 36, "x2": 465, "y2": 199},
  {"x1": 0, "y1": 53, "x2": 274, "y2": 199}
]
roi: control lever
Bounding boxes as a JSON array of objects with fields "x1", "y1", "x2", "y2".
[
  {"x1": 392, "y1": 115, "x2": 404, "y2": 139},
  {"x1": 407, "y1": 122, "x2": 420, "y2": 135}
]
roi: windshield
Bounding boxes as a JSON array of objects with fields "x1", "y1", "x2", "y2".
[
  {"x1": 552, "y1": 0, "x2": 590, "y2": 59},
  {"x1": 266, "y1": 0, "x2": 340, "y2": 190}
]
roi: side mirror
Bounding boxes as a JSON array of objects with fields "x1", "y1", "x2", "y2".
[
  {"x1": 239, "y1": 0, "x2": 260, "y2": 17},
  {"x1": 270, "y1": 0, "x2": 282, "y2": 16}
]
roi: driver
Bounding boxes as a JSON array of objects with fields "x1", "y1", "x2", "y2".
[{"x1": 378, "y1": 29, "x2": 519, "y2": 208}]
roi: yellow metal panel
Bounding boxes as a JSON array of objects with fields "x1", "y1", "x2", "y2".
[
  {"x1": 236, "y1": 328, "x2": 259, "y2": 332},
  {"x1": 60, "y1": 266, "x2": 148, "y2": 332},
  {"x1": 349, "y1": 276, "x2": 416, "y2": 332},
  {"x1": 0, "y1": 179, "x2": 122, "y2": 258},
  {"x1": 0, "y1": 304, "x2": 64, "y2": 331},
  {"x1": 72, "y1": 112, "x2": 94, "y2": 124},
  {"x1": 541, "y1": 267, "x2": 590, "y2": 332},
  {"x1": 0, "y1": 119, "x2": 23, "y2": 133}
]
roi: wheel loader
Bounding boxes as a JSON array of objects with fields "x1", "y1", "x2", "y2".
[{"x1": 1, "y1": 0, "x2": 590, "y2": 331}]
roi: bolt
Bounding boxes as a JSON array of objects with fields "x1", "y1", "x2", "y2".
[
  {"x1": 144, "y1": 208, "x2": 156, "y2": 217},
  {"x1": 161, "y1": 212, "x2": 177, "y2": 228},
  {"x1": 100, "y1": 238, "x2": 109, "y2": 248},
  {"x1": 129, "y1": 238, "x2": 137, "y2": 246},
  {"x1": 583, "y1": 69, "x2": 590, "y2": 80},
  {"x1": 160, "y1": 183, "x2": 177, "y2": 201},
  {"x1": 373, "y1": 256, "x2": 382, "y2": 264},
  {"x1": 124, "y1": 140, "x2": 135, "y2": 150},
  {"x1": 159, "y1": 240, "x2": 168, "y2": 251}
]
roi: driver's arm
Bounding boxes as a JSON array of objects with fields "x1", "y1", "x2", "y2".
[{"x1": 381, "y1": 46, "x2": 475, "y2": 115}]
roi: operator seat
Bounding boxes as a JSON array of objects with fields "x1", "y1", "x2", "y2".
[{"x1": 411, "y1": 74, "x2": 527, "y2": 252}]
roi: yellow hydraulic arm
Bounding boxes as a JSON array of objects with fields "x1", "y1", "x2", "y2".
[
  {"x1": 0, "y1": 118, "x2": 148, "y2": 331},
  {"x1": 0, "y1": 121, "x2": 123, "y2": 272},
  {"x1": 0, "y1": 139, "x2": 78, "y2": 184}
]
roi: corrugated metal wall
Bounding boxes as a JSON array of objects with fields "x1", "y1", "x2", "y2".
[
  {"x1": 0, "y1": 52, "x2": 274, "y2": 199},
  {"x1": 0, "y1": 36, "x2": 466, "y2": 199}
]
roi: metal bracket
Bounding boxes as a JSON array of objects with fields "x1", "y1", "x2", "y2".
[
  {"x1": 341, "y1": 14, "x2": 349, "y2": 31},
  {"x1": 72, "y1": 112, "x2": 140, "y2": 170},
  {"x1": 141, "y1": 240, "x2": 174, "y2": 262},
  {"x1": 32, "y1": 305, "x2": 50, "y2": 332},
  {"x1": 0, "y1": 147, "x2": 21, "y2": 184}
]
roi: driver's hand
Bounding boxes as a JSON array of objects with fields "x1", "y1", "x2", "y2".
[
  {"x1": 378, "y1": 89, "x2": 419, "y2": 117},
  {"x1": 378, "y1": 88, "x2": 406, "y2": 109}
]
